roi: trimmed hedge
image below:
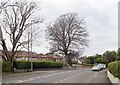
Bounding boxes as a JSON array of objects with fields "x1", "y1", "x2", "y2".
[
  {"x1": 2, "y1": 61, "x2": 11, "y2": 72},
  {"x1": 13, "y1": 61, "x2": 63, "y2": 69},
  {"x1": 82, "y1": 63, "x2": 94, "y2": 66},
  {"x1": 33, "y1": 61, "x2": 63, "y2": 68},
  {"x1": 108, "y1": 61, "x2": 120, "y2": 79},
  {"x1": 13, "y1": 61, "x2": 31, "y2": 69}
]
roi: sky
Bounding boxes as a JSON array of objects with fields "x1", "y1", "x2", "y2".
[{"x1": 0, "y1": 0, "x2": 119, "y2": 56}]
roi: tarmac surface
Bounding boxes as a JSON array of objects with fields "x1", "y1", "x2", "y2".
[{"x1": 2, "y1": 68, "x2": 113, "y2": 85}]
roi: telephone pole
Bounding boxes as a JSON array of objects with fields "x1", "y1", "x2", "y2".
[
  {"x1": 27, "y1": 21, "x2": 33, "y2": 72},
  {"x1": 27, "y1": 30, "x2": 30, "y2": 72},
  {"x1": 30, "y1": 21, "x2": 33, "y2": 71}
]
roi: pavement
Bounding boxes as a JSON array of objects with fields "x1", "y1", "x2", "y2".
[{"x1": 2, "y1": 68, "x2": 113, "y2": 84}]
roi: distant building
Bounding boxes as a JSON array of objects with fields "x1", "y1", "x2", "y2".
[
  {"x1": 78, "y1": 57, "x2": 86, "y2": 64},
  {"x1": 15, "y1": 51, "x2": 64, "y2": 62},
  {"x1": 15, "y1": 51, "x2": 40, "y2": 61}
]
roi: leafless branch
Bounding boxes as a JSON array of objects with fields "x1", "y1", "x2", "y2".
[
  {"x1": 46, "y1": 13, "x2": 89, "y2": 62},
  {"x1": 1, "y1": 1, "x2": 43, "y2": 63}
]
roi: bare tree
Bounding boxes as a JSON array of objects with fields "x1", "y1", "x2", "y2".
[
  {"x1": 0, "y1": 0, "x2": 10, "y2": 14},
  {"x1": 0, "y1": 0, "x2": 11, "y2": 60},
  {"x1": 0, "y1": 1, "x2": 43, "y2": 66},
  {"x1": 46, "y1": 13, "x2": 89, "y2": 65}
]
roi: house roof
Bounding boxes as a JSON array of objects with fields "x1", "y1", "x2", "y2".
[
  {"x1": 16, "y1": 51, "x2": 39, "y2": 58},
  {"x1": 15, "y1": 51, "x2": 65, "y2": 59}
]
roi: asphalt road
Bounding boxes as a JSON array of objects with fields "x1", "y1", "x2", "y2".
[{"x1": 2, "y1": 68, "x2": 112, "y2": 84}]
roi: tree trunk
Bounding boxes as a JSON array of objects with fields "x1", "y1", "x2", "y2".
[
  {"x1": 9, "y1": 56, "x2": 15, "y2": 72},
  {"x1": 2, "y1": 40, "x2": 9, "y2": 61},
  {"x1": 64, "y1": 51, "x2": 68, "y2": 64}
]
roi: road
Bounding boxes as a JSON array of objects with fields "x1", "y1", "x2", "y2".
[{"x1": 2, "y1": 68, "x2": 112, "y2": 84}]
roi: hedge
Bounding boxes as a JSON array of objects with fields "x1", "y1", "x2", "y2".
[
  {"x1": 13, "y1": 61, "x2": 63, "y2": 69},
  {"x1": 13, "y1": 61, "x2": 31, "y2": 69},
  {"x1": 33, "y1": 61, "x2": 63, "y2": 68},
  {"x1": 2, "y1": 61, "x2": 11, "y2": 72},
  {"x1": 108, "y1": 61, "x2": 120, "y2": 79},
  {"x1": 82, "y1": 63, "x2": 94, "y2": 66}
]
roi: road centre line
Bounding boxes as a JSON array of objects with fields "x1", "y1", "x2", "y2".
[
  {"x1": 10, "y1": 69, "x2": 89, "y2": 83},
  {"x1": 14, "y1": 70, "x2": 73, "y2": 83},
  {"x1": 56, "y1": 70, "x2": 91, "y2": 83}
]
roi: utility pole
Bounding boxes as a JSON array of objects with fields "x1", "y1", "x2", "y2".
[
  {"x1": 27, "y1": 30, "x2": 30, "y2": 72},
  {"x1": 30, "y1": 21, "x2": 33, "y2": 71}
]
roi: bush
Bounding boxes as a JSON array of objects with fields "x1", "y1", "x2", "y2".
[
  {"x1": 95, "y1": 58, "x2": 105, "y2": 64},
  {"x1": 2, "y1": 61, "x2": 11, "y2": 72},
  {"x1": 82, "y1": 63, "x2": 94, "y2": 66},
  {"x1": 108, "y1": 61, "x2": 120, "y2": 79},
  {"x1": 13, "y1": 61, "x2": 31, "y2": 69},
  {"x1": 14, "y1": 61, "x2": 63, "y2": 69},
  {"x1": 84, "y1": 59, "x2": 91, "y2": 64},
  {"x1": 33, "y1": 61, "x2": 63, "y2": 68}
]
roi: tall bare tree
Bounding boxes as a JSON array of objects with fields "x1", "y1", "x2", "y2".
[
  {"x1": 46, "y1": 13, "x2": 89, "y2": 64},
  {"x1": 0, "y1": 1, "x2": 43, "y2": 66},
  {"x1": 0, "y1": 0, "x2": 11, "y2": 60}
]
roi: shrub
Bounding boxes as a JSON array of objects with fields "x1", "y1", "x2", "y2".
[
  {"x1": 108, "y1": 61, "x2": 120, "y2": 79},
  {"x1": 95, "y1": 58, "x2": 105, "y2": 64},
  {"x1": 84, "y1": 59, "x2": 91, "y2": 64},
  {"x1": 13, "y1": 61, "x2": 31, "y2": 69},
  {"x1": 14, "y1": 61, "x2": 63, "y2": 69},
  {"x1": 33, "y1": 61, "x2": 63, "y2": 68},
  {"x1": 82, "y1": 63, "x2": 94, "y2": 66},
  {"x1": 2, "y1": 61, "x2": 11, "y2": 72}
]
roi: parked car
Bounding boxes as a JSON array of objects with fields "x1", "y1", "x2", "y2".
[
  {"x1": 92, "y1": 64, "x2": 106, "y2": 71},
  {"x1": 98, "y1": 64, "x2": 104, "y2": 70},
  {"x1": 99, "y1": 64, "x2": 106, "y2": 70},
  {"x1": 92, "y1": 64, "x2": 101, "y2": 71},
  {"x1": 102, "y1": 64, "x2": 106, "y2": 69}
]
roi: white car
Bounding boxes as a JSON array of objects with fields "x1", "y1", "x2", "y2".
[
  {"x1": 92, "y1": 64, "x2": 101, "y2": 71},
  {"x1": 99, "y1": 64, "x2": 106, "y2": 70},
  {"x1": 102, "y1": 64, "x2": 106, "y2": 69}
]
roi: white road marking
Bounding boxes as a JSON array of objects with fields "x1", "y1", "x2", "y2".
[
  {"x1": 29, "y1": 78, "x2": 34, "y2": 80},
  {"x1": 66, "y1": 77, "x2": 70, "y2": 79},
  {"x1": 37, "y1": 77, "x2": 41, "y2": 78},
  {"x1": 16, "y1": 80, "x2": 24, "y2": 83},
  {"x1": 67, "y1": 71, "x2": 72, "y2": 73},
  {"x1": 88, "y1": 72, "x2": 98, "y2": 83},
  {"x1": 55, "y1": 70, "x2": 91, "y2": 83},
  {"x1": 43, "y1": 76, "x2": 47, "y2": 78},
  {"x1": 59, "y1": 80, "x2": 63, "y2": 82},
  {"x1": 6, "y1": 69, "x2": 90, "y2": 83},
  {"x1": 55, "y1": 82, "x2": 58, "y2": 83}
]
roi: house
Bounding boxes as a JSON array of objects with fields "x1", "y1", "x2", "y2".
[
  {"x1": 71, "y1": 57, "x2": 78, "y2": 64},
  {"x1": 78, "y1": 57, "x2": 86, "y2": 64},
  {"x1": 53, "y1": 55, "x2": 65, "y2": 62},
  {"x1": 67, "y1": 56, "x2": 85, "y2": 64},
  {"x1": 15, "y1": 51, "x2": 65, "y2": 62},
  {"x1": 43, "y1": 53, "x2": 55, "y2": 61},
  {"x1": 15, "y1": 51, "x2": 39, "y2": 61}
]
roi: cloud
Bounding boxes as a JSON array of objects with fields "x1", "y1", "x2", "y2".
[
  {"x1": 0, "y1": 0, "x2": 118, "y2": 56},
  {"x1": 37, "y1": 0, "x2": 118, "y2": 56}
]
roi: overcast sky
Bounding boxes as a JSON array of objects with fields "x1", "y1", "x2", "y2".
[
  {"x1": 38, "y1": 0, "x2": 118, "y2": 56},
  {"x1": 0, "y1": 0, "x2": 119, "y2": 56}
]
